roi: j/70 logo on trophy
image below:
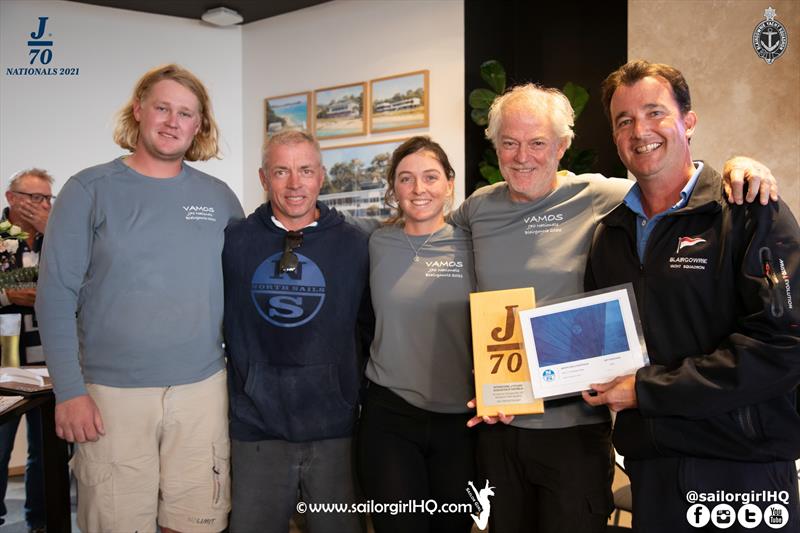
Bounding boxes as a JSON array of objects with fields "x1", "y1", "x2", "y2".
[
  {"x1": 752, "y1": 6, "x2": 788, "y2": 64},
  {"x1": 486, "y1": 305, "x2": 524, "y2": 375}
]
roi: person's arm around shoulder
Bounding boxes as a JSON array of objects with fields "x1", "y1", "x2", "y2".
[
  {"x1": 446, "y1": 192, "x2": 474, "y2": 232},
  {"x1": 723, "y1": 156, "x2": 779, "y2": 205},
  {"x1": 35, "y1": 177, "x2": 105, "y2": 442}
]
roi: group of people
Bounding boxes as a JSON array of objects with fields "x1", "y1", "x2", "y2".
[{"x1": 0, "y1": 57, "x2": 793, "y2": 533}]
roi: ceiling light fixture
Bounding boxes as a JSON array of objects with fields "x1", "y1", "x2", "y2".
[{"x1": 201, "y1": 7, "x2": 243, "y2": 27}]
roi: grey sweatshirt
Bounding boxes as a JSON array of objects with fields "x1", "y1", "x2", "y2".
[
  {"x1": 36, "y1": 158, "x2": 244, "y2": 402},
  {"x1": 366, "y1": 224, "x2": 477, "y2": 412}
]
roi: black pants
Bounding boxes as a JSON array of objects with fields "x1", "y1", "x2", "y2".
[
  {"x1": 628, "y1": 456, "x2": 800, "y2": 532},
  {"x1": 476, "y1": 421, "x2": 614, "y2": 533},
  {"x1": 357, "y1": 383, "x2": 476, "y2": 533}
]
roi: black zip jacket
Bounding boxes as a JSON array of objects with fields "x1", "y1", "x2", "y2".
[
  {"x1": 223, "y1": 202, "x2": 373, "y2": 442},
  {"x1": 585, "y1": 164, "x2": 800, "y2": 462}
]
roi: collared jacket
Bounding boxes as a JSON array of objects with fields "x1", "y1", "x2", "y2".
[
  {"x1": 223, "y1": 202, "x2": 373, "y2": 443},
  {"x1": 585, "y1": 163, "x2": 800, "y2": 462}
]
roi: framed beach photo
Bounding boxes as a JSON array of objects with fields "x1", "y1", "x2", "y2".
[
  {"x1": 518, "y1": 284, "x2": 649, "y2": 400},
  {"x1": 265, "y1": 92, "x2": 311, "y2": 137},
  {"x1": 314, "y1": 82, "x2": 367, "y2": 140},
  {"x1": 370, "y1": 70, "x2": 429, "y2": 133},
  {"x1": 319, "y1": 138, "x2": 406, "y2": 219}
]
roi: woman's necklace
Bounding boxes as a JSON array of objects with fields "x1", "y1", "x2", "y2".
[{"x1": 404, "y1": 231, "x2": 435, "y2": 262}]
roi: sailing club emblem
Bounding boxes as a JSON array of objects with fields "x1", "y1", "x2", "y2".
[{"x1": 752, "y1": 6, "x2": 787, "y2": 64}]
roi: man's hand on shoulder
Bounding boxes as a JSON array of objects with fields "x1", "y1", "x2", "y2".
[
  {"x1": 723, "y1": 156, "x2": 779, "y2": 205},
  {"x1": 55, "y1": 394, "x2": 105, "y2": 443}
]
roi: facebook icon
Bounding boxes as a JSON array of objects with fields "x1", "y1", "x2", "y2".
[{"x1": 686, "y1": 503, "x2": 711, "y2": 527}]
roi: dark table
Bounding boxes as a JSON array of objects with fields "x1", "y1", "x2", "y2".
[{"x1": 0, "y1": 389, "x2": 71, "y2": 532}]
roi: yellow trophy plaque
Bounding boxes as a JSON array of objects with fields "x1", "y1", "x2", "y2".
[{"x1": 470, "y1": 288, "x2": 543, "y2": 417}]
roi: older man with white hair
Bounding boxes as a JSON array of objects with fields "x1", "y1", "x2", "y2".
[{"x1": 454, "y1": 83, "x2": 778, "y2": 532}]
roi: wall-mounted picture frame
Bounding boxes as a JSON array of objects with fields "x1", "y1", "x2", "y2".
[
  {"x1": 314, "y1": 82, "x2": 367, "y2": 140},
  {"x1": 319, "y1": 138, "x2": 406, "y2": 219},
  {"x1": 370, "y1": 70, "x2": 429, "y2": 133},
  {"x1": 265, "y1": 91, "x2": 311, "y2": 138}
]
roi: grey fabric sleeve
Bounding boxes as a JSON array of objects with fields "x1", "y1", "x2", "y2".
[{"x1": 36, "y1": 177, "x2": 94, "y2": 402}]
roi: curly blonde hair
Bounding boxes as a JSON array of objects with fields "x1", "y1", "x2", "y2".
[{"x1": 113, "y1": 64, "x2": 220, "y2": 161}]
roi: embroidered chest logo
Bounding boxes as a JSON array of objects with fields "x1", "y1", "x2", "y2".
[
  {"x1": 423, "y1": 259, "x2": 465, "y2": 279},
  {"x1": 675, "y1": 236, "x2": 706, "y2": 253},
  {"x1": 669, "y1": 236, "x2": 709, "y2": 271},
  {"x1": 250, "y1": 252, "x2": 326, "y2": 327},
  {"x1": 183, "y1": 205, "x2": 217, "y2": 222},
  {"x1": 523, "y1": 213, "x2": 565, "y2": 236}
]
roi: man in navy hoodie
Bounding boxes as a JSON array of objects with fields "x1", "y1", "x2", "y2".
[{"x1": 223, "y1": 130, "x2": 372, "y2": 533}]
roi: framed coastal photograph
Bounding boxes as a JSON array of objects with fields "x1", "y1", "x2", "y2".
[
  {"x1": 370, "y1": 70, "x2": 429, "y2": 133},
  {"x1": 319, "y1": 138, "x2": 406, "y2": 219},
  {"x1": 265, "y1": 92, "x2": 311, "y2": 137},
  {"x1": 314, "y1": 82, "x2": 367, "y2": 140}
]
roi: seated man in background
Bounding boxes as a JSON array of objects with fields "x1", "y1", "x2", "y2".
[
  {"x1": 584, "y1": 59, "x2": 800, "y2": 532},
  {"x1": 0, "y1": 168, "x2": 53, "y2": 533}
]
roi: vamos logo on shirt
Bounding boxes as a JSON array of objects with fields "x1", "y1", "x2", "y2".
[
  {"x1": 251, "y1": 252, "x2": 326, "y2": 327},
  {"x1": 183, "y1": 205, "x2": 216, "y2": 222},
  {"x1": 523, "y1": 213, "x2": 564, "y2": 236},
  {"x1": 424, "y1": 260, "x2": 465, "y2": 279}
]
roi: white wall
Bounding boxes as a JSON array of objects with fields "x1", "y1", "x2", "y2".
[
  {"x1": 241, "y1": 0, "x2": 465, "y2": 214},
  {"x1": 0, "y1": 0, "x2": 243, "y2": 201},
  {"x1": 1, "y1": 0, "x2": 465, "y2": 215}
]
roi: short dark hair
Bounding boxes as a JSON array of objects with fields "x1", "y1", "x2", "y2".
[
  {"x1": 601, "y1": 60, "x2": 692, "y2": 122},
  {"x1": 384, "y1": 136, "x2": 455, "y2": 226}
]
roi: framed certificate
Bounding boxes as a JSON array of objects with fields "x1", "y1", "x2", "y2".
[{"x1": 519, "y1": 284, "x2": 648, "y2": 399}]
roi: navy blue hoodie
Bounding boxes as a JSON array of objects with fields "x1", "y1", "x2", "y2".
[{"x1": 223, "y1": 202, "x2": 372, "y2": 442}]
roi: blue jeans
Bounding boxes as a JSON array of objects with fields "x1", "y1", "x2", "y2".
[{"x1": 0, "y1": 407, "x2": 46, "y2": 528}]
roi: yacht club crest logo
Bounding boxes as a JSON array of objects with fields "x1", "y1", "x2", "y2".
[{"x1": 752, "y1": 6, "x2": 787, "y2": 64}]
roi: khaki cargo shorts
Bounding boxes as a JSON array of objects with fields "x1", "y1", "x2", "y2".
[{"x1": 72, "y1": 370, "x2": 230, "y2": 533}]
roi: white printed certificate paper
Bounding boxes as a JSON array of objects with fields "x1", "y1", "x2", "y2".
[{"x1": 518, "y1": 284, "x2": 648, "y2": 399}]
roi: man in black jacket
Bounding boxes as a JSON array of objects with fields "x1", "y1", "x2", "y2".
[
  {"x1": 583, "y1": 60, "x2": 800, "y2": 532},
  {"x1": 223, "y1": 130, "x2": 372, "y2": 533}
]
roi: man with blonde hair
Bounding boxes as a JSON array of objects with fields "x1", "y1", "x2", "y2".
[
  {"x1": 37, "y1": 64, "x2": 243, "y2": 533},
  {"x1": 454, "y1": 82, "x2": 778, "y2": 532}
]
